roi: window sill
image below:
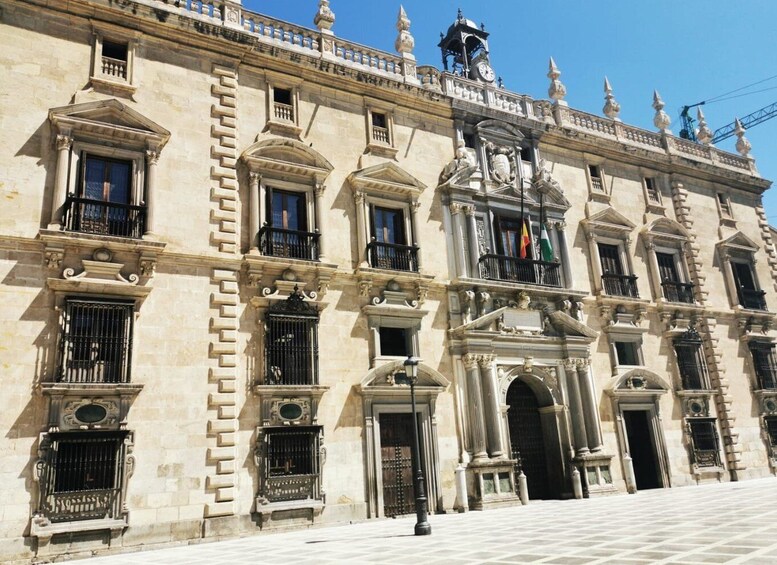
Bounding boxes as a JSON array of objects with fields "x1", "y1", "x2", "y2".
[
  {"x1": 365, "y1": 141, "x2": 398, "y2": 160},
  {"x1": 90, "y1": 75, "x2": 137, "y2": 98},
  {"x1": 31, "y1": 515, "x2": 127, "y2": 540},
  {"x1": 264, "y1": 119, "x2": 302, "y2": 139},
  {"x1": 40, "y1": 228, "x2": 165, "y2": 255},
  {"x1": 255, "y1": 497, "x2": 324, "y2": 515}
]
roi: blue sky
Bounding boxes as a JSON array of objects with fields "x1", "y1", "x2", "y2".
[{"x1": 244, "y1": 1, "x2": 777, "y2": 219}]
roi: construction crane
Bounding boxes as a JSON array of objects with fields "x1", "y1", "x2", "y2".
[{"x1": 679, "y1": 99, "x2": 777, "y2": 144}]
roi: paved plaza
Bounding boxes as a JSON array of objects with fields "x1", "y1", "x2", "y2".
[{"x1": 83, "y1": 478, "x2": 777, "y2": 565}]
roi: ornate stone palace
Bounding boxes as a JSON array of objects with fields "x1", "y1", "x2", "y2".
[{"x1": 1, "y1": 0, "x2": 776, "y2": 562}]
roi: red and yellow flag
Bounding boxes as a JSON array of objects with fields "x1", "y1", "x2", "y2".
[{"x1": 519, "y1": 219, "x2": 531, "y2": 259}]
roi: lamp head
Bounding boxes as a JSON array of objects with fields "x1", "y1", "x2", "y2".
[{"x1": 403, "y1": 355, "x2": 420, "y2": 383}]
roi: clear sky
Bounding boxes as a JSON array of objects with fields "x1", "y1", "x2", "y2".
[{"x1": 244, "y1": 0, "x2": 777, "y2": 219}]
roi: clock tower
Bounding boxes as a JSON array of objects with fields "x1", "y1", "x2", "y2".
[{"x1": 438, "y1": 9, "x2": 494, "y2": 83}]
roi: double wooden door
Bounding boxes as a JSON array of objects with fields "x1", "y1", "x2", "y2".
[{"x1": 379, "y1": 412, "x2": 417, "y2": 517}]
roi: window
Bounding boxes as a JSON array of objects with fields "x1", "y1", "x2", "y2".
[
  {"x1": 731, "y1": 261, "x2": 766, "y2": 310},
  {"x1": 614, "y1": 341, "x2": 640, "y2": 366},
  {"x1": 766, "y1": 417, "x2": 777, "y2": 448},
  {"x1": 36, "y1": 431, "x2": 129, "y2": 524},
  {"x1": 272, "y1": 87, "x2": 294, "y2": 122},
  {"x1": 259, "y1": 187, "x2": 319, "y2": 260},
  {"x1": 371, "y1": 112, "x2": 390, "y2": 144},
  {"x1": 364, "y1": 102, "x2": 397, "y2": 157},
  {"x1": 656, "y1": 252, "x2": 694, "y2": 304},
  {"x1": 261, "y1": 427, "x2": 322, "y2": 503},
  {"x1": 750, "y1": 343, "x2": 777, "y2": 390},
  {"x1": 90, "y1": 28, "x2": 136, "y2": 95},
  {"x1": 588, "y1": 164, "x2": 604, "y2": 193},
  {"x1": 717, "y1": 193, "x2": 732, "y2": 218},
  {"x1": 519, "y1": 146, "x2": 533, "y2": 183},
  {"x1": 264, "y1": 289, "x2": 319, "y2": 386},
  {"x1": 368, "y1": 206, "x2": 417, "y2": 272},
  {"x1": 674, "y1": 331, "x2": 708, "y2": 390},
  {"x1": 688, "y1": 419, "x2": 721, "y2": 468},
  {"x1": 644, "y1": 177, "x2": 661, "y2": 204},
  {"x1": 599, "y1": 243, "x2": 638, "y2": 297},
  {"x1": 58, "y1": 299, "x2": 134, "y2": 384},
  {"x1": 379, "y1": 327, "x2": 410, "y2": 357},
  {"x1": 265, "y1": 78, "x2": 302, "y2": 137}
]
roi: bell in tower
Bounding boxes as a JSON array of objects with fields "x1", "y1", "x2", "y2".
[{"x1": 438, "y1": 9, "x2": 494, "y2": 83}]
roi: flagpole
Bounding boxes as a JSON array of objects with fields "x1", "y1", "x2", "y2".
[{"x1": 539, "y1": 187, "x2": 544, "y2": 281}]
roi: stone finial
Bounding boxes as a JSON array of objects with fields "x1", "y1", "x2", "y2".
[
  {"x1": 395, "y1": 5, "x2": 414, "y2": 55},
  {"x1": 547, "y1": 57, "x2": 567, "y2": 104},
  {"x1": 735, "y1": 118, "x2": 752, "y2": 157},
  {"x1": 695, "y1": 107, "x2": 713, "y2": 145},
  {"x1": 314, "y1": 0, "x2": 335, "y2": 32},
  {"x1": 602, "y1": 76, "x2": 621, "y2": 121},
  {"x1": 652, "y1": 90, "x2": 672, "y2": 133}
]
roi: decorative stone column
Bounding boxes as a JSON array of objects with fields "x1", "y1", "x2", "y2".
[
  {"x1": 719, "y1": 249, "x2": 739, "y2": 308},
  {"x1": 410, "y1": 199, "x2": 421, "y2": 270},
  {"x1": 478, "y1": 355, "x2": 504, "y2": 458},
  {"x1": 248, "y1": 173, "x2": 260, "y2": 251},
  {"x1": 449, "y1": 203, "x2": 467, "y2": 279},
  {"x1": 586, "y1": 232, "x2": 603, "y2": 293},
  {"x1": 564, "y1": 359, "x2": 589, "y2": 455},
  {"x1": 643, "y1": 236, "x2": 663, "y2": 301},
  {"x1": 464, "y1": 205, "x2": 480, "y2": 278},
  {"x1": 555, "y1": 221, "x2": 572, "y2": 289},
  {"x1": 314, "y1": 183, "x2": 326, "y2": 262},
  {"x1": 354, "y1": 191, "x2": 368, "y2": 267},
  {"x1": 577, "y1": 360, "x2": 603, "y2": 453},
  {"x1": 463, "y1": 354, "x2": 488, "y2": 460},
  {"x1": 143, "y1": 148, "x2": 159, "y2": 239},
  {"x1": 49, "y1": 132, "x2": 72, "y2": 228}
]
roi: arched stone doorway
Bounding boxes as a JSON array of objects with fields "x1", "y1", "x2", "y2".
[{"x1": 504, "y1": 374, "x2": 563, "y2": 500}]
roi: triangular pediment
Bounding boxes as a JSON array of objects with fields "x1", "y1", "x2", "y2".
[
  {"x1": 547, "y1": 310, "x2": 599, "y2": 339},
  {"x1": 583, "y1": 206, "x2": 636, "y2": 235},
  {"x1": 717, "y1": 230, "x2": 760, "y2": 253},
  {"x1": 450, "y1": 306, "x2": 508, "y2": 336},
  {"x1": 49, "y1": 99, "x2": 170, "y2": 148},
  {"x1": 241, "y1": 138, "x2": 333, "y2": 182},
  {"x1": 348, "y1": 162, "x2": 426, "y2": 197}
]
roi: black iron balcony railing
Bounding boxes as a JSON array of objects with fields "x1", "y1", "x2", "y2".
[
  {"x1": 662, "y1": 281, "x2": 695, "y2": 304},
  {"x1": 739, "y1": 288, "x2": 768, "y2": 311},
  {"x1": 478, "y1": 255, "x2": 562, "y2": 287},
  {"x1": 62, "y1": 196, "x2": 145, "y2": 239},
  {"x1": 602, "y1": 273, "x2": 639, "y2": 298},
  {"x1": 259, "y1": 225, "x2": 320, "y2": 261},
  {"x1": 367, "y1": 240, "x2": 419, "y2": 272}
]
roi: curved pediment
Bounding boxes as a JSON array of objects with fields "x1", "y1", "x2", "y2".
[
  {"x1": 717, "y1": 230, "x2": 760, "y2": 254},
  {"x1": 644, "y1": 217, "x2": 689, "y2": 239},
  {"x1": 583, "y1": 206, "x2": 636, "y2": 236},
  {"x1": 241, "y1": 138, "x2": 333, "y2": 183},
  {"x1": 606, "y1": 368, "x2": 671, "y2": 393},
  {"x1": 348, "y1": 162, "x2": 426, "y2": 198},
  {"x1": 49, "y1": 98, "x2": 170, "y2": 149},
  {"x1": 359, "y1": 360, "x2": 449, "y2": 389},
  {"x1": 474, "y1": 119, "x2": 525, "y2": 144}
]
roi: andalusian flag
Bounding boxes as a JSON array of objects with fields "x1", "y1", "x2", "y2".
[
  {"x1": 540, "y1": 223, "x2": 554, "y2": 262},
  {"x1": 520, "y1": 218, "x2": 531, "y2": 259}
]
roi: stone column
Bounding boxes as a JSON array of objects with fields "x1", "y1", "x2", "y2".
[
  {"x1": 410, "y1": 199, "x2": 421, "y2": 270},
  {"x1": 449, "y1": 203, "x2": 467, "y2": 279},
  {"x1": 143, "y1": 149, "x2": 160, "y2": 239},
  {"x1": 644, "y1": 236, "x2": 663, "y2": 301},
  {"x1": 555, "y1": 221, "x2": 572, "y2": 288},
  {"x1": 564, "y1": 359, "x2": 589, "y2": 456},
  {"x1": 314, "y1": 183, "x2": 326, "y2": 262},
  {"x1": 719, "y1": 249, "x2": 739, "y2": 307},
  {"x1": 248, "y1": 172, "x2": 260, "y2": 251},
  {"x1": 354, "y1": 191, "x2": 368, "y2": 267},
  {"x1": 464, "y1": 354, "x2": 488, "y2": 460},
  {"x1": 464, "y1": 205, "x2": 480, "y2": 278},
  {"x1": 586, "y1": 231, "x2": 603, "y2": 293},
  {"x1": 478, "y1": 355, "x2": 504, "y2": 458},
  {"x1": 49, "y1": 132, "x2": 72, "y2": 228},
  {"x1": 577, "y1": 360, "x2": 603, "y2": 453}
]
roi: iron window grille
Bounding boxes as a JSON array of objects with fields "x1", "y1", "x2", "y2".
[
  {"x1": 766, "y1": 417, "x2": 777, "y2": 448},
  {"x1": 688, "y1": 419, "x2": 721, "y2": 468},
  {"x1": 264, "y1": 288, "x2": 319, "y2": 386},
  {"x1": 749, "y1": 343, "x2": 777, "y2": 390},
  {"x1": 673, "y1": 328, "x2": 709, "y2": 390},
  {"x1": 262, "y1": 427, "x2": 322, "y2": 503},
  {"x1": 35, "y1": 431, "x2": 129, "y2": 524},
  {"x1": 58, "y1": 299, "x2": 134, "y2": 384}
]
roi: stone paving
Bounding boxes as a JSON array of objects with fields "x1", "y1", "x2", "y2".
[{"x1": 83, "y1": 477, "x2": 777, "y2": 565}]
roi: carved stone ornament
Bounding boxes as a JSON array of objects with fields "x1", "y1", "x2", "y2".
[
  {"x1": 268, "y1": 398, "x2": 311, "y2": 426},
  {"x1": 314, "y1": 0, "x2": 335, "y2": 31},
  {"x1": 547, "y1": 57, "x2": 567, "y2": 103},
  {"x1": 44, "y1": 248, "x2": 64, "y2": 270},
  {"x1": 371, "y1": 279, "x2": 418, "y2": 309},
  {"x1": 602, "y1": 77, "x2": 621, "y2": 120},
  {"x1": 696, "y1": 107, "x2": 713, "y2": 145},
  {"x1": 62, "y1": 398, "x2": 120, "y2": 430},
  {"x1": 439, "y1": 140, "x2": 477, "y2": 183},
  {"x1": 682, "y1": 396, "x2": 710, "y2": 418},
  {"x1": 262, "y1": 283, "x2": 318, "y2": 304},
  {"x1": 63, "y1": 259, "x2": 139, "y2": 286},
  {"x1": 735, "y1": 118, "x2": 752, "y2": 157},
  {"x1": 652, "y1": 90, "x2": 672, "y2": 132},
  {"x1": 485, "y1": 141, "x2": 516, "y2": 186},
  {"x1": 394, "y1": 5, "x2": 414, "y2": 55},
  {"x1": 531, "y1": 158, "x2": 561, "y2": 192}
]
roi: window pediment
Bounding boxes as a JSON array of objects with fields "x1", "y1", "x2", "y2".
[
  {"x1": 643, "y1": 217, "x2": 689, "y2": 245},
  {"x1": 717, "y1": 230, "x2": 760, "y2": 254},
  {"x1": 606, "y1": 368, "x2": 670, "y2": 394},
  {"x1": 242, "y1": 139, "x2": 333, "y2": 183},
  {"x1": 583, "y1": 206, "x2": 636, "y2": 236},
  {"x1": 49, "y1": 99, "x2": 170, "y2": 149},
  {"x1": 359, "y1": 360, "x2": 450, "y2": 390},
  {"x1": 348, "y1": 162, "x2": 425, "y2": 198}
]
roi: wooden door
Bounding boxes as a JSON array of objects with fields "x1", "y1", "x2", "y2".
[
  {"x1": 507, "y1": 380, "x2": 552, "y2": 499},
  {"x1": 379, "y1": 412, "x2": 416, "y2": 517}
]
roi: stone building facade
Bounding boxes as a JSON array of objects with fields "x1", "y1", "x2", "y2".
[{"x1": 0, "y1": 1, "x2": 775, "y2": 563}]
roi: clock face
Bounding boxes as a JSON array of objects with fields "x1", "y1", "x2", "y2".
[{"x1": 477, "y1": 61, "x2": 495, "y2": 82}]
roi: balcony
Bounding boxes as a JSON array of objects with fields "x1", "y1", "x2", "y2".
[
  {"x1": 662, "y1": 281, "x2": 695, "y2": 304},
  {"x1": 62, "y1": 196, "x2": 145, "y2": 239},
  {"x1": 372, "y1": 125, "x2": 390, "y2": 144},
  {"x1": 259, "y1": 225, "x2": 320, "y2": 261},
  {"x1": 273, "y1": 101, "x2": 294, "y2": 122},
  {"x1": 100, "y1": 56, "x2": 127, "y2": 80},
  {"x1": 602, "y1": 273, "x2": 639, "y2": 298},
  {"x1": 739, "y1": 288, "x2": 768, "y2": 311},
  {"x1": 367, "y1": 240, "x2": 418, "y2": 272},
  {"x1": 478, "y1": 255, "x2": 562, "y2": 287}
]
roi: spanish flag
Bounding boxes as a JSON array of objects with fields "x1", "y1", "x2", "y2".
[{"x1": 519, "y1": 218, "x2": 531, "y2": 259}]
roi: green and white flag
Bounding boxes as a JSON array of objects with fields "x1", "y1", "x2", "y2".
[{"x1": 540, "y1": 223, "x2": 554, "y2": 262}]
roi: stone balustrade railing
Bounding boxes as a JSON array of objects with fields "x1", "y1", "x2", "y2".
[{"x1": 137, "y1": 0, "x2": 757, "y2": 177}]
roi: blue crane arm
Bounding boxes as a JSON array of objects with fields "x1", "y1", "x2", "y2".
[{"x1": 712, "y1": 101, "x2": 777, "y2": 143}]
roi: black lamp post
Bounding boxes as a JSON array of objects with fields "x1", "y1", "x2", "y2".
[{"x1": 403, "y1": 355, "x2": 432, "y2": 536}]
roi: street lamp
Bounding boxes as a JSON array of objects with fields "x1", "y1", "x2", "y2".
[{"x1": 403, "y1": 355, "x2": 432, "y2": 536}]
